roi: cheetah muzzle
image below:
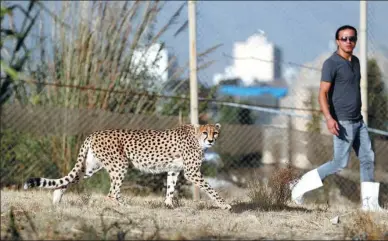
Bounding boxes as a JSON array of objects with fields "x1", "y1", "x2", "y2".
[{"x1": 23, "y1": 123, "x2": 231, "y2": 210}]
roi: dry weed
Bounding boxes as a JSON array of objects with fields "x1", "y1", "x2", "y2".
[
  {"x1": 2, "y1": 206, "x2": 21, "y2": 241},
  {"x1": 343, "y1": 211, "x2": 388, "y2": 240},
  {"x1": 247, "y1": 167, "x2": 299, "y2": 210}
]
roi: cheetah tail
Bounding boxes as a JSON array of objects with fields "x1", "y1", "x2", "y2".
[{"x1": 23, "y1": 137, "x2": 91, "y2": 190}]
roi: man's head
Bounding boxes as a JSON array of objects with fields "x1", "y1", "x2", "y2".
[{"x1": 335, "y1": 25, "x2": 357, "y2": 54}]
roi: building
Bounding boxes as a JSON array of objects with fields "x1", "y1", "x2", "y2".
[{"x1": 213, "y1": 31, "x2": 282, "y2": 86}]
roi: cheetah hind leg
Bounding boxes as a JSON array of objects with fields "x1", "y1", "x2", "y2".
[
  {"x1": 52, "y1": 167, "x2": 86, "y2": 205},
  {"x1": 53, "y1": 185, "x2": 68, "y2": 204},
  {"x1": 104, "y1": 177, "x2": 125, "y2": 206},
  {"x1": 52, "y1": 172, "x2": 84, "y2": 205},
  {"x1": 53, "y1": 150, "x2": 103, "y2": 205},
  {"x1": 105, "y1": 157, "x2": 128, "y2": 206},
  {"x1": 164, "y1": 171, "x2": 180, "y2": 208}
]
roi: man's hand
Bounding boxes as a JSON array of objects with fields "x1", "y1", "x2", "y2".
[{"x1": 326, "y1": 117, "x2": 339, "y2": 136}]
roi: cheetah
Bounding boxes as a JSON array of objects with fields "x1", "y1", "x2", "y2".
[{"x1": 23, "y1": 123, "x2": 231, "y2": 210}]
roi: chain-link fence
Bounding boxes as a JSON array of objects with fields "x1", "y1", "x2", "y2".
[
  {"x1": 1, "y1": 1, "x2": 388, "y2": 206},
  {"x1": 194, "y1": 0, "x2": 388, "y2": 205}
]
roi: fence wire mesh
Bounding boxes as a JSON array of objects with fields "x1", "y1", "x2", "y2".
[{"x1": 1, "y1": 1, "x2": 388, "y2": 206}]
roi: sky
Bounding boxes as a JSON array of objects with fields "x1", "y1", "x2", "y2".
[
  {"x1": 4, "y1": 1, "x2": 388, "y2": 87},
  {"x1": 154, "y1": 1, "x2": 388, "y2": 86}
]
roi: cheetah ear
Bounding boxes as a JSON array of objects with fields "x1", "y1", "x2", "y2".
[{"x1": 215, "y1": 123, "x2": 221, "y2": 130}]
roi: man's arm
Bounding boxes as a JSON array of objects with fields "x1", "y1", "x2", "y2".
[
  {"x1": 319, "y1": 59, "x2": 339, "y2": 136},
  {"x1": 319, "y1": 82, "x2": 333, "y2": 121}
]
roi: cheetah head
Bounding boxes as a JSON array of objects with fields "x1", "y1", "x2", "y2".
[{"x1": 196, "y1": 123, "x2": 221, "y2": 149}]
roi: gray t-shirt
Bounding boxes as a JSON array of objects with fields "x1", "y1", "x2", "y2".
[{"x1": 321, "y1": 51, "x2": 363, "y2": 122}]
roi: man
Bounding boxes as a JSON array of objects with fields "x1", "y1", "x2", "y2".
[{"x1": 290, "y1": 25, "x2": 384, "y2": 212}]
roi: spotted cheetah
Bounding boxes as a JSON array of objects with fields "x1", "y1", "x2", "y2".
[{"x1": 23, "y1": 123, "x2": 231, "y2": 210}]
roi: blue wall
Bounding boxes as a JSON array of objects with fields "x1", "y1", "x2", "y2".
[{"x1": 219, "y1": 85, "x2": 288, "y2": 99}]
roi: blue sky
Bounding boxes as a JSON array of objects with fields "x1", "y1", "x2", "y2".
[
  {"x1": 155, "y1": 1, "x2": 388, "y2": 85},
  {"x1": 5, "y1": 1, "x2": 388, "y2": 87}
]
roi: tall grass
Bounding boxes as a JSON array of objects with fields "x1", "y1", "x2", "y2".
[
  {"x1": 28, "y1": 1, "x2": 220, "y2": 111},
  {"x1": 1, "y1": 0, "x2": 221, "y2": 188},
  {"x1": 31, "y1": 1, "x2": 178, "y2": 110}
]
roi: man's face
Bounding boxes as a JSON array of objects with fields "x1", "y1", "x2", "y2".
[{"x1": 336, "y1": 29, "x2": 357, "y2": 54}]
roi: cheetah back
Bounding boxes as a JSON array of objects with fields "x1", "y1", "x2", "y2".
[{"x1": 90, "y1": 127, "x2": 197, "y2": 174}]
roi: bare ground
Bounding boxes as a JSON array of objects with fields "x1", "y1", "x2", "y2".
[{"x1": 1, "y1": 188, "x2": 387, "y2": 240}]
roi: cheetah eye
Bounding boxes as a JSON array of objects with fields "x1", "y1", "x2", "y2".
[
  {"x1": 202, "y1": 132, "x2": 208, "y2": 135},
  {"x1": 214, "y1": 132, "x2": 218, "y2": 135}
]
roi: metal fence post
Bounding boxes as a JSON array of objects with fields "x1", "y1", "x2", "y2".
[{"x1": 188, "y1": 0, "x2": 200, "y2": 201}]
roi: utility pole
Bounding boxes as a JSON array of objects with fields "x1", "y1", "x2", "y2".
[
  {"x1": 188, "y1": 0, "x2": 200, "y2": 201},
  {"x1": 360, "y1": 0, "x2": 368, "y2": 125}
]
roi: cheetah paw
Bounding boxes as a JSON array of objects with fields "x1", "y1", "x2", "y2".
[
  {"x1": 164, "y1": 198, "x2": 175, "y2": 209},
  {"x1": 219, "y1": 203, "x2": 232, "y2": 210},
  {"x1": 104, "y1": 196, "x2": 123, "y2": 206}
]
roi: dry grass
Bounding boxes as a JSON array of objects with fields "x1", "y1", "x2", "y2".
[
  {"x1": 343, "y1": 211, "x2": 388, "y2": 240},
  {"x1": 1, "y1": 186, "x2": 387, "y2": 240}
]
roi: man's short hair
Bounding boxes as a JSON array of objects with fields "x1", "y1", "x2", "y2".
[{"x1": 335, "y1": 25, "x2": 358, "y2": 40}]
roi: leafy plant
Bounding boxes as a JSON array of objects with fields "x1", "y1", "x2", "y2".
[{"x1": 1, "y1": 1, "x2": 40, "y2": 105}]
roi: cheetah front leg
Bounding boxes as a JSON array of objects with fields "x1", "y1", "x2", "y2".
[
  {"x1": 184, "y1": 167, "x2": 231, "y2": 210},
  {"x1": 164, "y1": 171, "x2": 179, "y2": 208}
]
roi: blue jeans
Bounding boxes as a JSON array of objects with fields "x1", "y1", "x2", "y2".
[{"x1": 317, "y1": 120, "x2": 375, "y2": 182}]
